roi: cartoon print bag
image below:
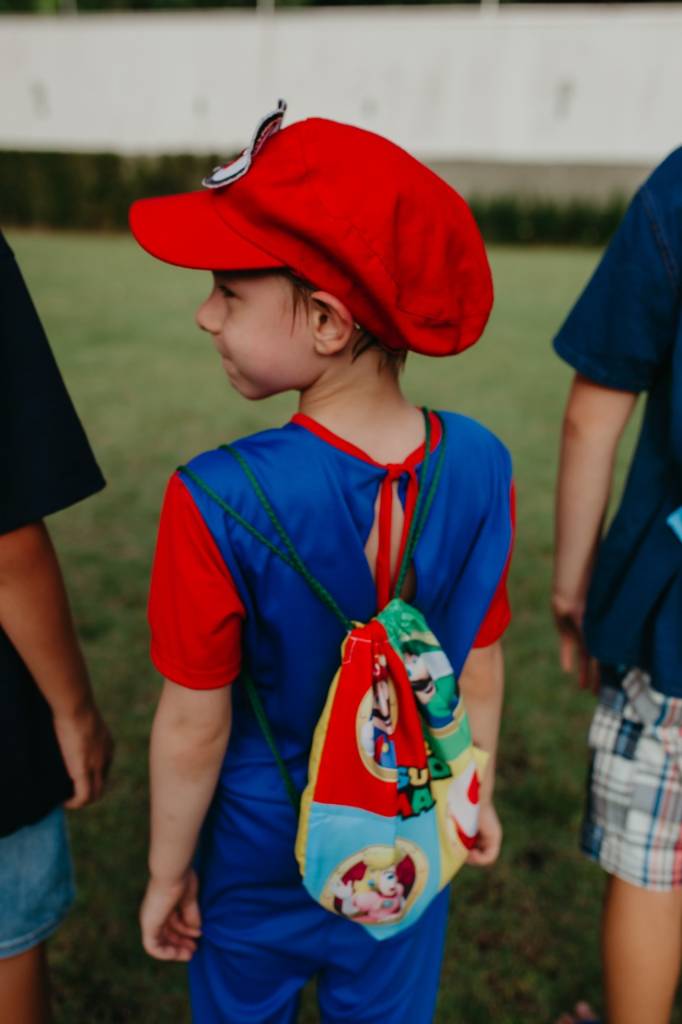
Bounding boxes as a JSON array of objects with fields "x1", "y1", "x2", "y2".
[{"x1": 180, "y1": 410, "x2": 488, "y2": 941}]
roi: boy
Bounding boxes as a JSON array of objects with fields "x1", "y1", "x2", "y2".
[
  {"x1": 553, "y1": 148, "x2": 682, "y2": 1024},
  {"x1": 0, "y1": 231, "x2": 113, "y2": 1024},
  {"x1": 131, "y1": 104, "x2": 514, "y2": 1023}
]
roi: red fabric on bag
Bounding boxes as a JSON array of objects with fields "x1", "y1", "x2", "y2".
[{"x1": 312, "y1": 620, "x2": 428, "y2": 814}]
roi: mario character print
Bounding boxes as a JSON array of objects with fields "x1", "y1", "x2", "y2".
[{"x1": 358, "y1": 652, "x2": 399, "y2": 777}]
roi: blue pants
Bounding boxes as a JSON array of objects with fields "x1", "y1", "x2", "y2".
[{"x1": 188, "y1": 786, "x2": 449, "y2": 1023}]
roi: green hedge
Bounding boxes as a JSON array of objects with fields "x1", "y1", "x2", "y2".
[
  {"x1": 0, "y1": 150, "x2": 224, "y2": 230},
  {"x1": 469, "y1": 193, "x2": 627, "y2": 246},
  {"x1": 0, "y1": 150, "x2": 628, "y2": 244}
]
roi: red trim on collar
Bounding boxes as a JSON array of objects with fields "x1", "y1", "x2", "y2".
[
  {"x1": 291, "y1": 410, "x2": 442, "y2": 469},
  {"x1": 292, "y1": 410, "x2": 443, "y2": 609}
]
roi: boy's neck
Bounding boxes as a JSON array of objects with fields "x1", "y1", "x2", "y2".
[{"x1": 297, "y1": 357, "x2": 425, "y2": 464}]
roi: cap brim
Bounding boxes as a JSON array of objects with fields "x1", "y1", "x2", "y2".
[{"x1": 129, "y1": 190, "x2": 285, "y2": 272}]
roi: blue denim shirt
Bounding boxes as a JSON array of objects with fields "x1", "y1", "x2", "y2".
[{"x1": 554, "y1": 148, "x2": 682, "y2": 695}]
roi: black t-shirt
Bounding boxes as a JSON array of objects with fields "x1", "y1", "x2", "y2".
[{"x1": 1, "y1": 230, "x2": 105, "y2": 837}]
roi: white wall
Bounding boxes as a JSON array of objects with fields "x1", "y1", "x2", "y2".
[{"x1": 1, "y1": 6, "x2": 682, "y2": 168}]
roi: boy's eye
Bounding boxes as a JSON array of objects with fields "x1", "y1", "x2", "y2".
[{"x1": 218, "y1": 285, "x2": 236, "y2": 299}]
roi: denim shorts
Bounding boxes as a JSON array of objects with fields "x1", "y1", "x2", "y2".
[{"x1": 0, "y1": 807, "x2": 75, "y2": 959}]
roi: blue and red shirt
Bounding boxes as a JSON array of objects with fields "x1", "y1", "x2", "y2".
[{"x1": 149, "y1": 410, "x2": 514, "y2": 798}]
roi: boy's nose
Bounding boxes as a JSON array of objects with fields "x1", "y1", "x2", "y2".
[{"x1": 195, "y1": 291, "x2": 221, "y2": 334}]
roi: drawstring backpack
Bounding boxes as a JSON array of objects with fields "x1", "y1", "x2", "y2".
[{"x1": 180, "y1": 409, "x2": 487, "y2": 940}]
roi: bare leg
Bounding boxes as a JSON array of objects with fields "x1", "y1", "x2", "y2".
[
  {"x1": 0, "y1": 942, "x2": 52, "y2": 1024},
  {"x1": 602, "y1": 874, "x2": 682, "y2": 1024}
]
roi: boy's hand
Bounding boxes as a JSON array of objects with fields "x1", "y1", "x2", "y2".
[
  {"x1": 141, "y1": 870, "x2": 202, "y2": 961},
  {"x1": 551, "y1": 592, "x2": 599, "y2": 692},
  {"x1": 467, "y1": 801, "x2": 502, "y2": 867},
  {"x1": 53, "y1": 702, "x2": 114, "y2": 808}
]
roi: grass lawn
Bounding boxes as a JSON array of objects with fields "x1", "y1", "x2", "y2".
[{"x1": 7, "y1": 230, "x2": 656, "y2": 1024}]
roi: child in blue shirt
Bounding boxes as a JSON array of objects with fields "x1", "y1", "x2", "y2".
[
  {"x1": 131, "y1": 103, "x2": 514, "y2": 1023},
  {"x1": 553, "y1": 148, "x2": 682, "y2": 1024}
]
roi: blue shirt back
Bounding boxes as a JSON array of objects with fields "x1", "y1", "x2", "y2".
[
  {"x1": 554, "y1": 148, "x2": 682, "y2": 694},
  {"x1": 181, "y1": 411, "x2": 513, "y2": 800}
]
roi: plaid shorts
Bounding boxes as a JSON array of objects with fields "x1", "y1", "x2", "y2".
[{"x1": 582, "y1": 667, "x2": 682, "y2": 890}]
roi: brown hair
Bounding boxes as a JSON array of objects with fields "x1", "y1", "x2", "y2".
[{"x1": 283, "y1": 269, "x2": 406, "y2": 377}]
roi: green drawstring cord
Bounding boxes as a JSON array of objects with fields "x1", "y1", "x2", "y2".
[
  {"x1": 220, "y1": 446, "x2": 354, "y2": 633},
  {"x1": 240, "y1": 671, "x2": 301, "y2": 813}
]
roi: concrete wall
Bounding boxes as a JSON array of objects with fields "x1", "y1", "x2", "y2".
[{"x1": 2, "y1": 6, "x2": 682, "y2": 198}]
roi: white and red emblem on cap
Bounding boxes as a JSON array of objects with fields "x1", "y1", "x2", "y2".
[{"x1": 202, "y1": 99, "x2": 287, "y2": 190}]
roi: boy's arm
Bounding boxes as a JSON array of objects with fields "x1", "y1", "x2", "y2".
[
  {"x1": 553, "y1": 373, "x2": 637, "y2": 688},
  {"x1": 458, "y1": 640, "x2": 504, "y2": 866},
  {"x1": 0, "y1": 521, "x2": 113, "y2": 807},
  {"x1": 141, "y1": 678, "x2": 232, "y2": 960}
]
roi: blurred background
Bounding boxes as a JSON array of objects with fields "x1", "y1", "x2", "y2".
[
  {"x1": 2, "y1": 0, "x2": 682, "y2": 239},
  {"x1": 2, "y1": 2, "x2": 681, "y2": 1022}
]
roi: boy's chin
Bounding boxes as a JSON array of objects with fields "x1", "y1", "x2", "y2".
[{"x1": 226, "y1": 376, "x2": 279, "y2": 402}]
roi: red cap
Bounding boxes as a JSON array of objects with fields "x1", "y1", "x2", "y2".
[{"x1": 129, "y1": 103, "x2": 493, "y2": 357}]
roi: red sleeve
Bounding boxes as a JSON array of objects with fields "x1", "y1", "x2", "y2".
[
  {"x1": 148, "y1": 473, "x2": 246, "y2": 689},
  {"x1": 472, "y1": 481, "x2": 516, "y2": 648}
]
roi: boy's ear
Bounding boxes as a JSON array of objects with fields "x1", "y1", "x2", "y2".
[{"x1": 309, "y1": 291, "x2": 356, "y2": 356}]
